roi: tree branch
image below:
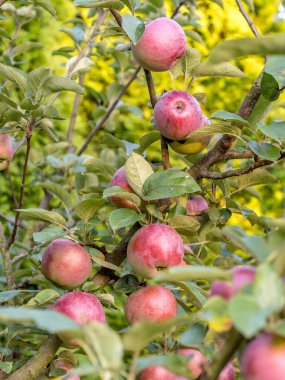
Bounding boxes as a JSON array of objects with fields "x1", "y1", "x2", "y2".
[
  {"x1": 222, "y1": 150, "x2": 254, "y2": 161},
  {"x1": 77, "y1": 66, "x2": 141, "y2": 155},
  {"x1": 235, "y1": 0, "x2": 260, "y2": 38},
  {"x1": 7, "y1": 335, "x2": 61, "y2": 380},
  {"x1": 171, "y1": 1, "x2": 185, "y2": 18}
]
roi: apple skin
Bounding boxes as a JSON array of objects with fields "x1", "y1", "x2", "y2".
[
  {"x1": 41, "y1": 239, "x2": 92, "y2": 289},
  {"x1": 137, "y1": 366, "x2": 188, "y2": 380},
  {"x1": 153, "y1": 91, "x2": 204, "y2": 140},
  {"x1": 125, "y1": 285, "x2": 177, "y2": 325},
  {"x1": 218, "y1": 363, "x2": 235, "y2": 380},
  {"x1": 55, "y1": 360, "x2": 80, "y2": 380},
  {"x1": 241, "y1": 334, "x2": 285, "y2": 380},
  {"x1": 177, "y1": 349, "x2": 206, "y2": 378},
  {"x1": 170, "y1": 115, "x2": 211, "y2": 155},
  {"x1": 186, "y1": 196, "x2": 209, "y2": 216},
  {"x1": 132, "y1": 17, "x2": 187, "y2": 72},
  {"x1": 0, "y1": 134, "x2": 13, "y2": 171},
  {"x1": 109, "y1": 166, "x2": 137, "y2": 210},
  {"x1": 210, "y1": 265, "x2": 256, "y2": 300},
  {"x1": 127, "y1": 223, "x2": 184, "y2": 277}
]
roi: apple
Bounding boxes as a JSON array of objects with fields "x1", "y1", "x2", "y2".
[
  {"x1": 177, "y1": 349, "x2": 206, "y2": 378},
  {"x1": 218, "y1": 363, "x2": 235, "y2": 380},
  {"x1": 0, "y1": 134, "x2": 13, "y2": 171},
  {"x1": 210, "y1": 265, "x2": 256, "y2": 300},
  {"x1": 132, "y1": 17, "x2": 187, "y2": 72},
  {"x1": 186, "y1": 196, "x2": 209, "y2": 216},
  {"x1": 127, "y1": 223, "x2": 184, "y2": 277},
  {"x1": 241, "y1": 333, "x2": 285, "y2": 380},
  {"x1": 170, "y1": 115, "x2": 211, "y2": 155},
  {"x1": 54, "y1": 360, "x2": 80, "y2": 380},
  {"x1": 137, "y1": 366, "x2": 188, "y2": 380},
  {"x1": 109, "y1": 166, "x2": 137, "y2": 210},
  {"x1": 153, "y1": 91, "x2": 204, "y2": 140},
  {"x1": 125, "y1": 285, "x2": 177, "y2": 325},
  {"x1": 42, "y1": 239, "x2": 92, "y2": 289}
]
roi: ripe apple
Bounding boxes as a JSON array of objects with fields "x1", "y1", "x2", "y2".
[
  {"x1": 41, "y1": 239, "x2": 92, "y2": 289},
  {"x1": 218, "y1": 363, "x2": 235, "y2": 380},
  {"x1": 132, "y1": 17, "x2": 187, "y2": 72},
  {"x1": 137, "y1": 366, "x2": 188, "y2": 380},
  {"x1": 186, "y1": 196, "x2": 209, "y2": 216},
  {"x1": 127, "y1": 223, "x2": 184, "y2": 277},
  {"x1": 210, "y1": 265, "x2": 256, "y2": 300},
  {"x1": 153, "y1": 91, "x2": 204, "y2": 140},
  {"x1": 125, "y1": 285, "x2": 177, "y2": 325},
  {"x1": 0, "y1": 134, "x2": 13, "y2": 171},
  {"x1": 241, "y1": 334, "x2": 285, "y2": 380},
  {"x1": 109, "y1": 166, "x2": 137, "y2": 210},
  {"x1": 177, "y1": 349, "x2": 206, "y2": 378},
  {"x1": 170, "y1": 115, "x2": 211, "y2": 155},
  {"x1": 54, "y1": 360, "x2": 80, "y2": 380}
]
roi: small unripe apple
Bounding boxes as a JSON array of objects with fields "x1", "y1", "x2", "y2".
[
  {"x1": 170, "y1": 115, "x2": 210, "y2": 155},
  {"x1": 177, "y1": 349, "x2": 206, "y2": 378},
  {"x1": 55, "y1": 360, "x2": 80, "y2": 380},
  {"x1": 127, "y1": 223, "x2": 184, "y2": 277},
  {"x1": 125, "y1": 285, "x2": 177, "y2": 325},
  {"x1": 109, "y1": 166, "x2": 137, "y2": 210},
  {"x1": 218, "y1": 363, "x2": 235, "y2": 380},
  {"x1": 153, "y1": 91, "x2": 204, "y2": 140},
  {"x1": 186, "y1": 196, "x2": 209, "y2": 216},
  {"x1": 132, "y1": 17, "x2": 187, "y2": 72},
  {"x1": 138, "y1": 366, "x2": 188, "y2": 380},
  {"x1": 42, "y1": 239, "x2": 92, "y2": 289},
  {"x1": 241, "y1": 334, "x2": 285, "y2": 380},
  {"x1": 0, "y1": 134, "x2": 13, "y2": 171},
  {"x1": 210, "y1": 265, "x2": 256, "y2": 300}
]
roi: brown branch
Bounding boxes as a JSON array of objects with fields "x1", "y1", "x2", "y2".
[
  {"x1": 83, "y1": 242, "x2": 108, "y2": 256},
  {"x1": 222, "y1": 150, "x2": 254, "y2": 161},
  {"x1": 110, "y1": 9, "x2": 122, "y2": 27},
  {"x1": 171, "y1": 1, "x2": 185, "y2": 18},
  {"x1": 7, "y1": 335, "x2": 61, "y2": 380},
  {"x1": 235, "y1": 0, "x2": 260, "y2": 38},
  {"x1": 67, "y1": 74, "x2": 85, "y2": 153},
  {"x1": 201, "y1": 328, "x2": 244, "y2": 380},
  {"x1": 93, "y1": 223, "x2": 140, "y2": 287},
  {"x1": 77, "y1": 66, "x2": 141, "y2": 155}
]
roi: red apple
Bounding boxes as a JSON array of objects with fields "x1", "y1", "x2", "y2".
[
  {"x1": 138, "y1": 366, "x2": 188, "y2": 380},
  {"x1": 177, "y1": 349, "x2": 206, "y2": 378},
  {"x1": 153, "y1": 91, "x2": 204, "y2": 140},
  {"x1": 42, "y1": 239, "x2": 92, "y2": 289},
  {"x1": 127, "y1": 223, "x2": 184, "y2": 277},
  {"x1": 132, "y1": 17, "x2": 187, "y2": 72},
  {"x1": 210, "y1": 265, "x2": 256, "y2": 300},
  {"x1": 55, "y1": 360, "x2": 80, "y2": 380},
  {"x1": 186, "y1": 196, "x2": 209, "y2": 216},
  {"x1": 218, "y1": 363, "x2": 235, "y2": 380},
  {"x1": 241, "y1": 334, "x2": 285, "y2": 380},
  {"x1": 0, "y1": 134, "x2": 13, "y2": 171},
  {"x1": 125, "y1": 285, "x2": 177, "y2": 325},
  {"x1": 109, "y1": 166, "x2": 137, "y2": 210}
]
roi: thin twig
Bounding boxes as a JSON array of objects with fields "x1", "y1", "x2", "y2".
[
  {"x1": 222, "y1": 150, "x2": 254, "y2": 161},
  {"x1": 83, "y1": 241, "x2": 108, "y2": 256},
  {"x1": 235, "y1": 0, "x2": 260, "y2": 38},
  {"x1": 77, "y1": 67, "x2": 141, "y2": 155},
  {"x1": 67, "y1": 74, "x2": 85, "y2": 152}
]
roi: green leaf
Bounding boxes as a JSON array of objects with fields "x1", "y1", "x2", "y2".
[
  {"x1": 248, "y1": 141, "x2": 280, "y2": 162},
  {"x1": 103, "y1": 186, "x2": 141, "y2": 206},
  {"x1": 182, "y1": 47, "x2": 201, "y2": 80},
  {"x1": 120, "y1": 0, "x2": 137, "y2": 13},
  {"x1": 264, "y1": 55, "x2": 285, "y2": 89},
  {"x1": 125, "y1": 152, "x2": 154, "y2": 196},
  {"x1": 122, "y1": 14, "x2": 145, "y2": 44},
  {"x1": 178, "y1": 323, "x2": 206, "y2": 346},
  {"x1": 154, "y1": 266, "x2": 232, "y2": 283},
  {"x1": 168, "y1": 215, "x2": 200, "y2": 237},
  {"x1": 236, "y1": 169, "x2": 276, "y2": 194},
  {"x1": 74, "y1": 198, "x2": 105, "y2": 222},
  {"x1": 74, "y1": 0, "x2": 125, "y2": 9},
  {"x1": 185, "y1": 30, "x2": 204, "y2": 45},
  {"x1": 135, "y1": 131, "x2": 161, "y2": 154},
  {"x1": 242, "y1": 0, "x2": 254, "y2": 11},
  {"x1": 66, "y1": 56, "x2": 94, "y2": 78},
  {"x1": 142, "y1": 170, "x2": 201, "y2": 201},
  {"x1": 190, "y1": 122, "x2": 241, "y2": 138},
  {"x1": 208, "y1": 33, "x2": 285, "y2": 64},
  {"x1": 0, "y1": 28, "x2": 11, "y2": 40},
  {"x1": 192, "y1": 62, "x2": 246, "y2": 78},
  {"x1": 0, "y1": 93, "x2": 17, "y2": 108},
  {"x1": 0, "y1": 290, "x2": 37, "y2": 303},
  {"x1": 33, "y1": 0, "x2": 57, "y2": 17},
  {"x1": 260, "y1": 72, "x2": 279, "y2": 100},
  {"x1": 17, "y1": 208, "x2": 66, "y2": 227},
  {"x1": 109, "y1": 209, "x2": 144, "y2": 232},
  {"x1": 228, "y1": 294, "x2": 268, "y2": 338},
  {"x1": 28, "y1": 67, "x2": 52, "y2": 101},
  {"x1": 0, "y1": 63, "x2": 28, "y2": 94},
  {"x1": 211, "y1": 110, "x2": 249, "y2": 126},
  {"x1": 40, "y1": 76, "x2": 84, "y2": 98},
  {"x1": 40, "y1": 182, "x2": 75, "y2": 211},
  {"x1": 33, "y1": 227, "x2": 66, "y2": 243},
  {"x1": 0, "y1": 307, "x2": 79, "y2": 334},
  {"x1": 259, "y1": 121, "x2": 285, "y2": 142},
  {"x1": 84, "y1": 157, "x2": 115, "y2": 180},
  {"x1": 12, "y1": 42, "x2": 42, "y2": 58}
]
